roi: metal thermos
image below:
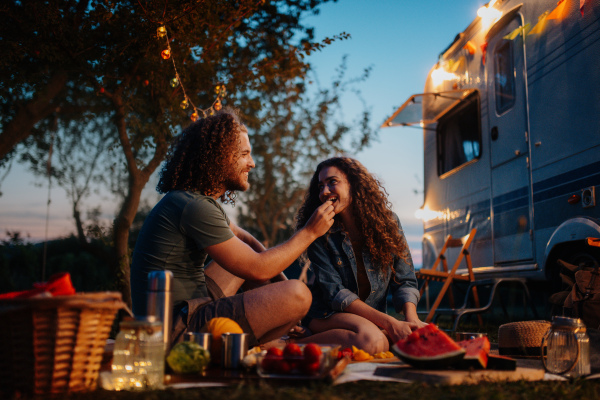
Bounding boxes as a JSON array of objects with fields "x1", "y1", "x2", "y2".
[{"x1": 146, "y1": 270, "x2": 173, "y2": 351}]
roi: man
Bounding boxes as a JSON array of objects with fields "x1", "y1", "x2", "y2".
[{"x1": 130, "y1": 107, "x2": 334, "y2": 347}]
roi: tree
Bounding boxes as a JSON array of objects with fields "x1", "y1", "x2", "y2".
[
  {"x1": 1, "y1": 0, "x2": 347, "y2": 305},
  {"x1": 237, "y1": 57, "x2": 374, "y2": 247}
]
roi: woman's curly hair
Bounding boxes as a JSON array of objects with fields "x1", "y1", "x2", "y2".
[
  {"x1": 296, "y1": 157, "x2": 410, "y2": 273},
  {"x1": 157, "y1": 107, "x2": 243, "y2": 204}
]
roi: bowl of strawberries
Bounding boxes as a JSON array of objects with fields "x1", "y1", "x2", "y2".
[{"x1": 257, "y1": 343, "x2": 333, "y2": 378}]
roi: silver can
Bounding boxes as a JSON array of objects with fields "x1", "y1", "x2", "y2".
[
  {"x1": 221, "y1": 333, "x2": 249, "y2": 369},
  {"x1": 185, "y1": 332, "x2": 212, "y2": 351},
  {"x1": 146, "y1": 270, "x2": 173, "y2": 351},
  {"x1": 541, "y1": 316, "x2": 591, "y2": 377}
]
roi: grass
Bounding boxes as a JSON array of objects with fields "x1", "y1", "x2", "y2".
[{"x1": 17, "y1": 377, "x2": 599, "y2": 400}]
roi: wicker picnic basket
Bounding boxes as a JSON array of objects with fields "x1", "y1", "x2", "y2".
[{"x1": 0, "y1": 292, "x2": 125, "y2": 395}]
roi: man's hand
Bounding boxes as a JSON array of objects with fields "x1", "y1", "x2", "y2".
[{"x1": 303, "y1": 201, "x2": 335, "y2": 239}]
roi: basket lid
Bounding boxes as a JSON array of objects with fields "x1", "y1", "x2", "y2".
[{"x1": 498, "y1": 320, "x2": 551, "y2": 357}]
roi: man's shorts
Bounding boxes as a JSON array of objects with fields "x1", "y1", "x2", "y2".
[{"x1": 171, "y1": 276, "x2": 257, "y2": 347}]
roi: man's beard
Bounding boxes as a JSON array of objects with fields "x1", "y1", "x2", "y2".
[{"x1": 224, "y1": 167, "x2": 249, "y2": 192}]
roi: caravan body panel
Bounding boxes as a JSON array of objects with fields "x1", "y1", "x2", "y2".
[{"x1": 411, "y1": 0, "x2": 600, "y2": 282}]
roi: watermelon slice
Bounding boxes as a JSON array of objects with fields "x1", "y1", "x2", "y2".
[
  {"x1": 486, "y1": 354, "x2": 517, "y2": 370},
  {"x1": 457, "y1": 336, "x2": 491, "y2": 369},
  {"x1": 391, "y1": 324, "x2": 465, "y2": 369}
]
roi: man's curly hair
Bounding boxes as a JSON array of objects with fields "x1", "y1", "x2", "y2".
[
  {"x1": 157, "y1": 107, "x2": 243, "y2": 204},
  {"x1": 296, "y1": 157, "x2": 410, "y2": 273}
]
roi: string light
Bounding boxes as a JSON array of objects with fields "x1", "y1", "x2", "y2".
[{"x1": 157, "y1": 26, "x2": 226, "y2": 122}]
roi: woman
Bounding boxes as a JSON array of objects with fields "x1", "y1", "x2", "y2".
[{"x1": 296, "y1": 157, "x2": 426, "y2": 354}]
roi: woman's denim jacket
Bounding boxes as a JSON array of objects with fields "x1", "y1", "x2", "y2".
[{"x1": 306, "y1": 214, "x2": 420, "y2": 320}]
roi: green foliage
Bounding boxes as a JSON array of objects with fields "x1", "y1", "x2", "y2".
[
  {"x1": 0, "y1": 233, "x2": 114, "y2": 294},
  {"x1": 1, "y1": 0, "x2": 350, "y2": 303}
]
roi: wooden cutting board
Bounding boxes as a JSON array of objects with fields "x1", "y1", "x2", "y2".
[{"x1": 373, "y1": 365, "x2": 545, "y2": 385}]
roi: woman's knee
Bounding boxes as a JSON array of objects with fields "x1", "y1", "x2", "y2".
[{"x1": 354, "y1": 326, "x2": 388, "y2": 354}]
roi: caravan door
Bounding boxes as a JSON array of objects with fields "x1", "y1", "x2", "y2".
[{"x1": 486, "y1": 13, "x2": 534, "y2": 264}]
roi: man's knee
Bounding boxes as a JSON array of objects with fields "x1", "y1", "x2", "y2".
[{"x1": 281, "y1": 279, "x2": 311, "y2": 315}]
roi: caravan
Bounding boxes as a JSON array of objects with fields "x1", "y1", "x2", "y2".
[{"x1": 383, "y1": 0, "x2": 600, "y2": 292}]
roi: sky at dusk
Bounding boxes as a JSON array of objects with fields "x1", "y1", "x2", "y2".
[{"x1": 0, "y1": 0, "x2": 488, "y2": 267}]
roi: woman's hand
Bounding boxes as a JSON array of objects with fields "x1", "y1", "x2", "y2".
[
  {"x1": 383, "y1": 316, "x2": 419, "y2": 343},
  {"x1": 405, "y1": 316, "x2": 428, "y2": 330}
]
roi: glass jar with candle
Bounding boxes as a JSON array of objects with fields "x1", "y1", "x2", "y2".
[
  {"x1": 541, "y1": 316, "x2": 591, "y2": 378},
  {"x1": 111, "y1": 316, "x2": 165, "y2": 390}
]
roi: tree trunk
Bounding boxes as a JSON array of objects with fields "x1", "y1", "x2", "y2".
[
  {"x1": 0, "y1": 71, "x2": 67, "y2": 160},
  {"x1": 113, "y1": 173, "x2": 147, "y2": 308},
  {"x1": 110, "y1": 92, "x2": 168, "y2": 307}
]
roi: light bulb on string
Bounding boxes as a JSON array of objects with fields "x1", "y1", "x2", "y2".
[
  {"x1": 157, "y1": 26, "x2": 167, "y2": 38},
  {"x1": 190, "y1": 112, "x2": 199, "y2": 122},
  {"x1": 214, "y1": 99, "x2": 222, "y2": 111},
  {"x1": 170, "y1": 77, "x2": 179, "y2": 88},
  {"x1": 209, "y1": 108, "x2": 215, "y2": 116},
  {"x1": 161, "y1": 49, "x2": 171, "y2": 60},
  {"x1": 180, "y1": 98, "x2": 189, "y2": 109}
]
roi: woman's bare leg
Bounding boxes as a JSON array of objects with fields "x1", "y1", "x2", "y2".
[{"x1": 297, "y1": 313, "x2": 388, "y2": 354}]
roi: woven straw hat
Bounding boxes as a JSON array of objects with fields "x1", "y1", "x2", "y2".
[{"x1": 498, "y1": 320, "x2": 551, "y2": 357}]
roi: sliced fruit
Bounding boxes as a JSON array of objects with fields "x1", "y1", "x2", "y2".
[
  {"x1": 457, "y1": 336, "x2": 491, "y2": 369},
  {"x1": 391, "y1": 324, "x2": 465, "y2": 369},
  {"x1": 351, "y1": 345, "x2": 374, "y2": 361},
  {"x1": 486, "y1": 354, "x2": 517, "y2": 371}
]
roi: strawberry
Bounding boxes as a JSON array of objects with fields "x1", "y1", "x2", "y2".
[
  {"x1": 283, "y1": 343, "x2": 302, "y2": 359},
  {"x1": 300, "y1": 360, "x2": 320, "y2": 375},
  {"x1": 266, "y1": 347, "x2": 283, "y2": 357},
  {"x1": 303, "y1": 343, "x2": 322, "y2": 363},
  {"x1": 261, "y1": 354, "x2": 280, "y2": 373}
]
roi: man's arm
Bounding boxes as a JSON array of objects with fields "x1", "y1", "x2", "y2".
[
  {"x1": 205, "y1": 201, "x2": 335, "y2": 281},
  {"x1": 229, "y1": 221, "x2": 287, "y2": 285},
  {"x1": 230, "y1": 221, "x2": 267, "y2": 253}
]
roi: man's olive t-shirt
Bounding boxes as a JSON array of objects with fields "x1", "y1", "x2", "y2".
[{"x1": 130, "y1": 190, "x2": 234, "y2": 315}]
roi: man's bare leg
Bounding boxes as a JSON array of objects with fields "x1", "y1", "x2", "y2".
[
  {"x1": 204, "y1": 260, "x2": 246, "y2": 297},
  {"x1": 243, "y1": 280, "x2": 311, "y2": 345}
]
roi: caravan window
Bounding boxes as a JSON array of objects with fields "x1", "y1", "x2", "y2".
[
  {"x1": 494, "y1": 41, "x2": 515, "y2": 114},
  {"x1": 437, "y1": 92, "x2": 481, "y2": 176}
]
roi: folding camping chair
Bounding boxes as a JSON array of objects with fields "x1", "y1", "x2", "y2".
[{"x1": 416, "y1": 228, "x2": 482, "y2": 325}]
